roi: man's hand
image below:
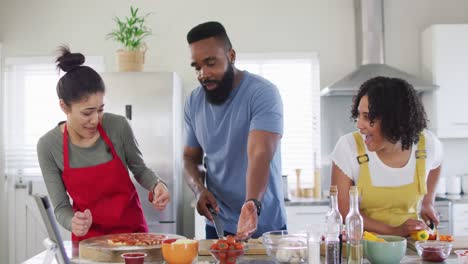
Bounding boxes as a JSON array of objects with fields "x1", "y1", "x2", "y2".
[
  {"x1": 236, "y1": 201, "x2": 258, "y2": 241},
  {"x1": 196, "y1": 188, "x2": 218, "y2": 222},
  {"x1": 71, "y1": 209, "x2": 92, "y2": 237},
  {"x1": 151, "y1": 181, "x2": 170, "y2": 211}
]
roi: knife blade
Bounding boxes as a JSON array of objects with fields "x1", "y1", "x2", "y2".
[{"x1": 208, "y1": 207, "x2": 225, "y2": 239}]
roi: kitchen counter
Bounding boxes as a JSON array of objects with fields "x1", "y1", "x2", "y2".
[
  {"x1": 284, "y1": 194, "x2": 468, "y2": 207},
  {"x1": 285, "y1": 196, "x2": 329, "y2": 206},
  {"x1": 24, "y1": 241, "x2": 462, "y2": 264},
  {"x1": 437, "y1": 193, "x2": 468, "y2": 203}
]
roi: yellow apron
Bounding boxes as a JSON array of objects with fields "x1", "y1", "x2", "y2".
[{"x1": 353, "y1": 131, "x2": 427, "y2": 227}]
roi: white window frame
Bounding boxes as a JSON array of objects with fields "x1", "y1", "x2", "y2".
[
  {"x1": 2, "y1": 56, "x2": 104, "y2": 178},
  {"x1": 236, "y1": 52, "x2": 321, "y2": 187}
]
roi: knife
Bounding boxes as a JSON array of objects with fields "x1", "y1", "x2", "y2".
[{"x1": 208, "y1": 206, "x2": 225, "y2": 239}]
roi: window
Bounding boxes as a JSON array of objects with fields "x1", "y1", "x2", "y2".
[
  {"x1": 236, "y1": 53, "x2": 320, "y2": 187},
  {"x1": 2, "y1": 56, "x2": 104, "y2": 178}
]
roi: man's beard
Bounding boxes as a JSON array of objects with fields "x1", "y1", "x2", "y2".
[{"x1": 202, "y1": 64, "x2": 235, "y2": 105}]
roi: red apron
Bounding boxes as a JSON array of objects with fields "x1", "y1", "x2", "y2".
[{"x1": 62, "y1": 124, "x2": 148, "y2": 242}]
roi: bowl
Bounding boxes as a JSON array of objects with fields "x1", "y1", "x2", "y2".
[
  {"x1": 120, "y1": 252, "x2": 147, "y2": 264},
  {"x1": 209, "y1": 245, "x2": 247, "y2": 264},
  {"x1": 455, "y1": 250, "x2": 468, "y2": 264},
  {"x1": 364, "y1": 235, "x2": 406, "y2": 264},
  {"x1": 415, "y1": 240, "x2": 452, "y2": 262},
  {"x1": 262, "y1": 230, "x2": 308, "y2": 264},
  {"x1": 161, "y1": 238, "x2": 199, "y2": 264}
]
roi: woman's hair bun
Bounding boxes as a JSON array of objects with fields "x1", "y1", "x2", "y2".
[{"x1": 56, "y1": 45, "x2": 85, "y2": 72}]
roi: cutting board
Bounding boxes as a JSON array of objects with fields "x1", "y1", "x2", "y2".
[
  {"x1": 79, "y1": 233, "x2": 184, "y2": 263},
  {"x1": 407, "y1": 236, "x2": 468, "y2": 251},
  {"x1": 198, "y1": 239, "x2": 267, "y2": 255}
]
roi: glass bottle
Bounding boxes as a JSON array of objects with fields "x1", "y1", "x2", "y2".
[
  {"x1": 345, "y1": 186, "x2": 364, "y2": 264},
  {"x1": 325, "y1": 185, "x2": 342, "y2": 264}
]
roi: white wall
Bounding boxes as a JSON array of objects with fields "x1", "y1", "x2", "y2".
[
  {"x1": 0, "y1": 0, "x2": 356, "y2": 93},
  {"x1": 0, "y1": 42, "x2": 8, "y2": 264}
]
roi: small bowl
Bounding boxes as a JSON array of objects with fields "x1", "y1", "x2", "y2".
[
  {"x1": 262, "y1": 230, "x2": 308, "y2": 264},
  {"x1": 209, "y1": 246, "x2": 247, "y2": 264},
  {"x1": 120, "y1": 252, "x2": 147, "y2": 264},
  {"x1": 455, "y1": 250, "x2": 468, "y2": 264},
  {"x1": 415, "y1": 240, "x2": 452, "y2": 262},
  {"x1": 364, "y1": 235, "x2": 406, "y2": 264},
  {"x1": 161, "y1": 238, "x2": 199, "y2": 264}
]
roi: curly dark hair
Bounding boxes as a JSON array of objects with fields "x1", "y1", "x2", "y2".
[{"x1": 350, "y1": 76, "x2": 428, "y2": 150}]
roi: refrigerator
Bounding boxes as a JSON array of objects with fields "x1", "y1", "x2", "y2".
[{"x1": 100, "y1": 72, "x2": 183, "y2": 235}]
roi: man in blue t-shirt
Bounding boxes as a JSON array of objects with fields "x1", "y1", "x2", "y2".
[{"x1": 183, "y1": 21, "x2": 287, "y2": 240}]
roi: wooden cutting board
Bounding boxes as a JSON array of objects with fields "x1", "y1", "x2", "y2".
[
  {"x1": 79, "y1": 233, "x2": 184, "y2": 263},
  {"x1": 407, "y1": 236, "x2": 468, "y2": 251},
  {"x1": 198, "y1": 239, "x2": 267, "y2": 255}
]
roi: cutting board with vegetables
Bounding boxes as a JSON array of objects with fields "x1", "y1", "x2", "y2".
[
  {"x1": 198, "y1": 239, "x2": 267, "y2": 255},
  {"x1": 407, "y1": 236, "x2": 468, "y2": 251}
]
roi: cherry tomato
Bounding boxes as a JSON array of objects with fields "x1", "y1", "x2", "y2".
[
  {"x1": 234, "y1": 242, "x2": 245, "y2": 250},
  {"x1": 217, "y1": 240, "x2": 229, "y2": 250},
  {"x1": 210, "y1": 243, "x2": 219, "y2": 250},
  {"x1": 226, "y1": 256, "x2": 236, "y2": 264},
  {"x1": 226, "y1": 235, "x2": 236, "y2": 245}
]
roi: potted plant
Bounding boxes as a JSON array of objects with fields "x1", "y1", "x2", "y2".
[{"x1": 107, "y1": 6, "x2": 151, "y2": 72}]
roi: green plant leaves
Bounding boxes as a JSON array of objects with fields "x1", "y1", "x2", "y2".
[{"x1": 106, "y1": 6, "x2": 151, "y2": 51}]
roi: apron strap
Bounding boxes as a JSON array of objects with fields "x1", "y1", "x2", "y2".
[
  {"x1": 353, "y1": 132, "x2": 371, "y2": 193},
  {"x1": 63, "y1": 124, "x2": 70, "y2": 169},
  {"x1": 63, "y1": 123, "x2": 118, "y2": 169},
  {"x1": 415, "y1": 133, "x2": 427, "y2": 195},
  {"x1": 97, "y1": 124, "x2": 119, "y2": 157}
]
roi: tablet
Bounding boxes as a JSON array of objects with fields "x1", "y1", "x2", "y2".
[{"x1": 34, "y1": 194, "x2": 70, "y2": 264}]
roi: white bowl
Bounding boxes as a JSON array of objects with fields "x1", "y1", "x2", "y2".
[{"x1": 262, "y1": 230, "x2": 308, "y2": 264}]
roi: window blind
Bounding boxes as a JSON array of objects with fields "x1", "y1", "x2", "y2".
[
  {"x1": 2, "y1": 56, "x2": 104, "y2": 178},
  {"x1": 236, "y1": 53, "x2": 321, "y2": 184}
]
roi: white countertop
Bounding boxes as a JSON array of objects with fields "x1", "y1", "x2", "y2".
[{"x1": 24, "y1": 242, "x2": 461, "y2": 264}]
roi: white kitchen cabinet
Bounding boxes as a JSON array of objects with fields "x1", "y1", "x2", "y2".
[
  {"x1": 421, "y1": 24, "x2": 468, "y2": 138},
  {"x1": 452, "y1": 203, "x2": 468, "y2": 236},
  {"x1": 286, "y1": 205, "x2": 328, "y2": 233}
]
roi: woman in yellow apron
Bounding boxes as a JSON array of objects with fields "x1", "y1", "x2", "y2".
[{"x1": 330, "y1": 76, "x2": 443, "y2": 237}]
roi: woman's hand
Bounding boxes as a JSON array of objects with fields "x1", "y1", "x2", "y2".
[
  {"x1": 420, "y1": 201, "x2": 440, "y2": 226},
  {"x1": 71, "y1": 209, "x2": 92, "y2": 237},
  {"x1": 393, "y1": 218, "x2": 428, "y2": 237},
  {"x1": 152, "y1": 181, "x2": 170, "y2": 210}
]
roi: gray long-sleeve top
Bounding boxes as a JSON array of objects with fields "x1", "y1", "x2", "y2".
[{"x1": 36, "y1": 113, "x2": 160, "y2": 231}]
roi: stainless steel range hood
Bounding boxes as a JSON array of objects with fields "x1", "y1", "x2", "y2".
[{"x1": 321, "y1": 0, "x2": 438, "y2": 96}]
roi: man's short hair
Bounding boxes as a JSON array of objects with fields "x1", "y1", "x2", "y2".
[{"x1": 187, "y1": 21, "x2": 232, "y2": 50}]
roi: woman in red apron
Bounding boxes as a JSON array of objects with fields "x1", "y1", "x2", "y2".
[
  {"x1": 329, "y1": 76, "x2": 442, "y2": 237},
  {"x1": 37, "y1": 46, "x2": 170, "y2": 242}
]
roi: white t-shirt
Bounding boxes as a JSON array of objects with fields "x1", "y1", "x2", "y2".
[{"x1": 329, "y1": 129, "x2": 443, "y2": 187}]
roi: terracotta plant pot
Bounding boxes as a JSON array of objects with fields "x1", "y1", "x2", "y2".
[{"x1": 117, "y1": 49, "x2": 145, "y2": 72}]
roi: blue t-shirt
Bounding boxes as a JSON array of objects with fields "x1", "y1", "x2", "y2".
[{"x1": 184, "y1": 71, "x2": 286, "y2": 237}]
